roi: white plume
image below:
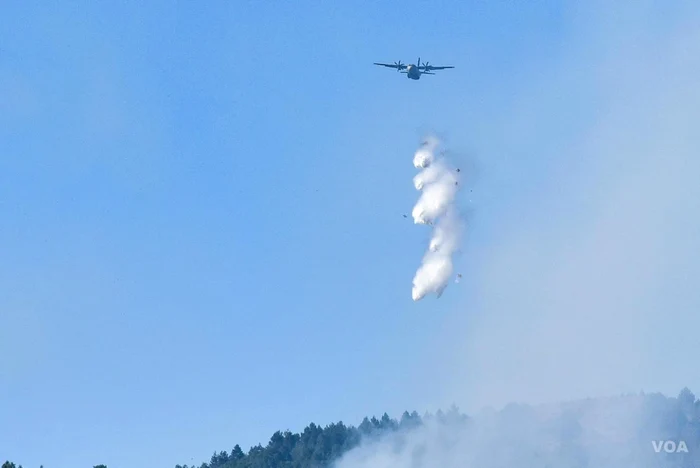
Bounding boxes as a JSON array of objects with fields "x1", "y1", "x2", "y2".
[
  {"x1": 411, "y1": 138, "x2": 463, "y2": 301},
  {"x1": 412, "y1": 136, "x2": 440, "y2": 169}
]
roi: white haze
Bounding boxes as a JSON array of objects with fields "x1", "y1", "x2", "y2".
[
  {"x1": 410, "y1": 138, "x2": 463, "y2": 301},
  {"x1": 337, "y1": 2, "x2": 700, "y2": 467},
  {"x1": 335, "y1": 395, "x2": 700, "y2": 468}
]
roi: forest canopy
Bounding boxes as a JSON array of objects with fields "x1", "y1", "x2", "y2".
[{"x1": 5, "y1": 388, "x2": 700, "y2": 468}]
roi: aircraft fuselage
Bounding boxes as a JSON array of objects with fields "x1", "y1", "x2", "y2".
[{"x1": 406, "y1": 65, "x2": 421, "y2": 80}]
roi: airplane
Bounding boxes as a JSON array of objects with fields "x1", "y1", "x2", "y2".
[{"x1": 373, "y1": 57, "x2": 454, "y2": 80}]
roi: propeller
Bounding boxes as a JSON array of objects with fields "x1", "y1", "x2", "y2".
[
  {"x1": 394, "y1": 60, "x2": 403, "y2": 71},
  {"x1": 423, "y1": 61, "x2": 431, "y2": 71}
]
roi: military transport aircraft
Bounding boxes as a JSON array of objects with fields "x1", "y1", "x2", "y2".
[{"x1": 373, "y1": 57, "x2": 454, "y2": 80}]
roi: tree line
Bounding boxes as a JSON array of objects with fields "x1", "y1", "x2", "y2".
[{"x1": 4, "y1": 388, "x2": 699, "y2": 468}]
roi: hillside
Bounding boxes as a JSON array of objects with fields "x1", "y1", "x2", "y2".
[
  {"x1": 4, "y1": 388, "x2": 699, "y2": 468},
  {"x1": 182, "y1": 388, "x2": 700, "y2": 468}
]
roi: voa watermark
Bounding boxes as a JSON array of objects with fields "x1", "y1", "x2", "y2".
[{"x1": 652, "y1": 440, "x2": 689, "y2": 453}]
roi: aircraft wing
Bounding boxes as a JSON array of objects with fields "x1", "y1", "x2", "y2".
[
  {"x1": 374, "y1": 62, "x2": 407, "y2": 70},
  {"x1": 420, "y1": 65, "x2": 454, "y2": 71}
]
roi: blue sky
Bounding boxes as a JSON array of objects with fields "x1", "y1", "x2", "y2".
[{"x1": 2, "y1": 1, "x2": 700, "y2": 467}]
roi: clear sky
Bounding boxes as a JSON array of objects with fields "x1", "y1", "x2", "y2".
[{"x1": 2, "y1": 1, "x2": 700, "y2": 467}]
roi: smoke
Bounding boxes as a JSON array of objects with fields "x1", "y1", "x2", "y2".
[
  {"x1": 334, "y1": 393, "x2": 700, "y2": 468},
  {"x1": 410, "y1": 138, "x2": 463, "y2": 301},
  {"x1": 338, "y1": 1, "x2": 700, "y2": 466}
]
